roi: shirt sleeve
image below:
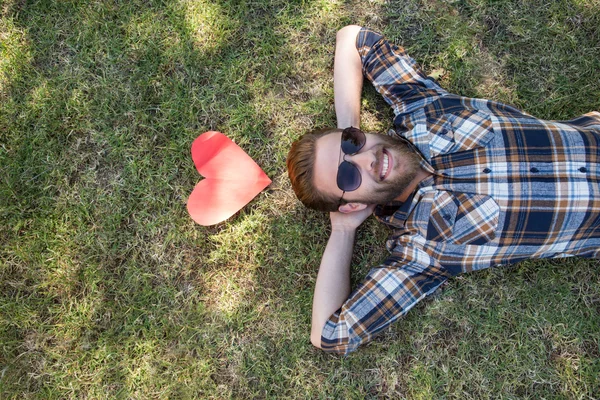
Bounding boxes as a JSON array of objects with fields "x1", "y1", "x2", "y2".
[
  {"x1": 320, "y1": 243, "x2": 450, "y2": 355},
  {"x1": 356, "y1": 27, "x2": 448, "y2": 118}
]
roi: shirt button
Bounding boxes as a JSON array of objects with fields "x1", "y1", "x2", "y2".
[
  {"x1": 530, "y1": 167, "x2": 539, "y2": 173},
  {"x1": 579, "y1": 167, "x2": 587, "y2": 173},
  {"x1": 443, "y1": 214, "x2": 452, "y2": 221},
  {"x1": 483, "y1": 168, "x2": 492, "y2": 173},
  {"x1": 440, "y1": 129, "x2": 449, "y2": 135}
]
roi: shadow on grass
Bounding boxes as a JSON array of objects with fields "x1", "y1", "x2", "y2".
[
  {"x1": 0, "y1": 0, "x2": 377, "y2": 396},
  {"x1": 0, "y1": 0, "x2": 325, "y2": 396},
  {"x1": 382, "y1": 0, "x2": 600, "y2": 118},
  {"x1": 1, "y1": 0, "x2": 599, "y2": 398}
]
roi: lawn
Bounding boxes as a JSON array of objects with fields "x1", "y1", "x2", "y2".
[{"x1": 1, "y1": 0, "x2": 599, "y2": 398}]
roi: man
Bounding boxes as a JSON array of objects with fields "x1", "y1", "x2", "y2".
[{"x1": 286, "y1": 25, "x2": 600, "y2": 355}]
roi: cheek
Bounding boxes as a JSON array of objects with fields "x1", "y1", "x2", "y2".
[{"x1": 360, "y1": 180, "x2": 380, "y2": 196}]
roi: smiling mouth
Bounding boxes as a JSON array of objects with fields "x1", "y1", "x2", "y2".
[{"x1": 380, "y1": 150, "x2": 390, "y2": 180}]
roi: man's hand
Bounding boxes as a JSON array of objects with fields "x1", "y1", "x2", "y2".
[{"x1": 330, "y1": 204, "x2": 376, "y2": 232}]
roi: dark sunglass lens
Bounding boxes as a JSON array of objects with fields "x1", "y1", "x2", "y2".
[
  {"x1": 341, "y1": 127, "x2": 365, "y2": 154},
  {"x1": 337, "y1": 161, "x2": 362, "y2": 192}
]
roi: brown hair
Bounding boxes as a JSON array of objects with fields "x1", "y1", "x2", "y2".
[{"x1": 286, "y1": 128, "x2": 341, "y2": 212}]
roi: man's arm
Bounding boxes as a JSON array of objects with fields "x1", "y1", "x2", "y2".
[
  {"x1": 334, "y1": 25, "x2": 363, "y2": 129},
  {"x1": 312, "y1": 27, "x2": 454, "y2": 354},
  {"x1": 310, "y1": 25, "x2": 368, "y2": 348},
  {"x1": 311, "y1": 205, "x2": 375, "y2": 348},
  {"x1": 313, "y1": 209, "x2": 450, "y2": 354}
]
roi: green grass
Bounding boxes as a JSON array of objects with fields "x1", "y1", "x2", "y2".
[{"x1": 1, "y1": 0, "x2": 599, "y2": 398}]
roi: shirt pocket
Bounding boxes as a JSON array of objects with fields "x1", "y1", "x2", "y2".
[
  {"x1": 426, "y1": 191, "x2": 499, "y2": 245},
  {"x1": 427, "y1": 109, "x2": 495, "y2": 156}
]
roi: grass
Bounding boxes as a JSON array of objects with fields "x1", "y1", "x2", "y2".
[{"x1": 1, "y1": 0, "x2": 599, "y2": 398}]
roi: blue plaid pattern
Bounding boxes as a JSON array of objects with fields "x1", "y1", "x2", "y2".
[{"x1": 321, "y1": 28, "x2": 600, "y2": 354}]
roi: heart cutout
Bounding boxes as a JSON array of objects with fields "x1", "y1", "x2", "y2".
[{"x1": 187, "y1": 131, "x2": 271, "y2": 226}]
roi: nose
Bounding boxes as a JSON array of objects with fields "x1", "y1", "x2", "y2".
[{"x1": 345, "y1": 149, "x2": 376, "y2": 174}]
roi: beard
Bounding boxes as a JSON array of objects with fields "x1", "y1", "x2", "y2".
[{"x1": 359, "y1": 135, "x2": 422, "y2": 205}]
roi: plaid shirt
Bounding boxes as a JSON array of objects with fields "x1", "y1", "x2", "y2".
[{"x1": 321, "y1": 28, "x2": 600, "y2": 354}]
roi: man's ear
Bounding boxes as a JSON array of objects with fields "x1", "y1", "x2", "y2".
[{"x1": 338, "y1": 202, "x2": 368, "y2": 214}]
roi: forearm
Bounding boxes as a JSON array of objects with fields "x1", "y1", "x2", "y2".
[
  {"x1": 310, "y1": 227, "x2": 355, "y2": 348},
  {"x1": 334, "y1": 25, "x2": 363, "y2": 129}
]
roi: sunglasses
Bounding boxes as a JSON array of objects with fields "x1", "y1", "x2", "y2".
[{"x1": 337, "y1": 127, "x2": 366, "y2": 204}]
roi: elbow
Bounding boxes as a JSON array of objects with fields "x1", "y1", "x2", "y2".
[
  {"x1": 311, "y1": 338, "x2": 322, "y2": 349},
  {"x1": 310, "y1": 330, "x2": 322, "y2": 349},
  {"x1": 312, "y1": 327, "x2": 355, "y2": 355},
  {"x1": 310, "y1": 336, "x2": 351, "y2": 355}
]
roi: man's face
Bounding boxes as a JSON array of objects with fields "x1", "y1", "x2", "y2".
[{"x1": 313, "y1": 131, "x2": 421, "y2": 206}]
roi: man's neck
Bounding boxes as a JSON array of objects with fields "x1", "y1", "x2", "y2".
[{"x1": 393, "y1": 167, "x2": 432, "y2": 203}]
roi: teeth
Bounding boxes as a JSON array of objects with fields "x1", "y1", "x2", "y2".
[{"x1": 381, "y1": 153, "x2": 389, "y2": 179}]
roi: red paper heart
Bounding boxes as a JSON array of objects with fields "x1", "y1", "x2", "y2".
[{"x1": 187, "y1": 131, "x2": 271, "y2": 226}]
